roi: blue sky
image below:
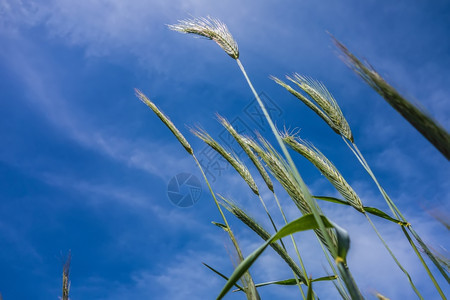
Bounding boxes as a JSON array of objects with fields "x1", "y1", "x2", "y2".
[{"x1": 0, "y1": 0, "x2": 449, "y2": 299}]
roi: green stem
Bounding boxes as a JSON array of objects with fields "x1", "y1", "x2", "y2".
[
  {"x1": 193, "y1": 154, "x2": 260, "y2": 300},
  {"x1": 273, "y1": 193, "x2": 309, "y2": 281},
  {"x1": 365, "y1": 214, "x2": 424, "y2": 299},
  {"x1": 336, "y1": 261, "x2": 364, "y2": 300},
  {"x1": 400, "y1": 226, "x2": 447, "y2": 299},
  {"x1": 236, "y1": 58, "x2": 336, "y2": 259},
  {"x1": 343, "y1": 138, "x2": 449, "y2": 295},
  {"x1": 272, "y1": 192, "x2": 308, "y2": 299},
  {"x1": 257, "y1": 194, "x2": 307, "y2": 299},
  {"x1": 318, "y1": 239, "x2": 350, "y2": 300},
  {"x1": 236, "y1": 57, "x2": 363, "y2": 298}
]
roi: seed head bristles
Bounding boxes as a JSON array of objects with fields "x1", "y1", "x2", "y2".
[
  {"x1": 272, "y1": 75, "x2": 353, "y2": 142},
  {"x1": 135, "y1": 89, "x2": 193, "y2": 155},
  {"x1": 333, "y1": 37, "x2": 450, "y2": 159},
  {"x1": 245, "y1": 136, "x2": 338, "y2": 252},
  {"x1": 219, "y1": 195, "x2": 306, "y2": 282},
  {"x1": 282, "y1": 132, "x2": 364, "y2": 213},
  {"x1": 217, "y1": 114, "x2": 274, "y2": 192},
  {"x1": 62, "y1": 251, "x2": 71, "y2": 300},
  {"x1": 291, "y1": 74, "x2": 353, "y2": 142},
  {"x1": 246, "y1": 136, "x2": 308, "y2": 213},
  {"x1": 169, "y1": 16, "x2": 239, "y2": 59},
  {"x1": 191, "y1": 127, "x2": 259, "y2": 195}
]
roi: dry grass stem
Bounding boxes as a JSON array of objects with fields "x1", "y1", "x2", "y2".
[{"x1": 169, "y1": 16, "x2": 239, "y2": 59}]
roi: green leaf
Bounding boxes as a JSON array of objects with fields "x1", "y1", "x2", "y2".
[
  {"x1": 314, "y1": 275, "x2": 338, "y2": 282},
  {"x1": 233, "y1": 275, "x2": 337, "y2": 292},
  {"x1": 364, "y1": 207, "x2": 408, "y2": 226},
  {"x1": 211, "y1": 221, "x2": 228, "y2": 230},
  {"x1": 314, "y1": 195, "x2": 408, "y2": 226},
  {"x1": 216, "y1": 214, "x2": 334, "y2": 299},
  {"x1": 314, "y1": 195, "x2": 351, "y2": 206},
  {"x1": 202, "y1": 263, "x2": 244, "y2": 292},
  {"x1": 333, "y1": 221, "x2": 350, "y2": 264}
]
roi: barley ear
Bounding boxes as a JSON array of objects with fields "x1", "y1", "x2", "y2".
[
  {"x1": 282, "y1": 131, "x2": 364, "y2": 212},
  {"x1": 217, "y1": 114, "x2": 274, "y2": 192},
  {"x1": 62, "y1": 251, "x2": 71, "y2": 300},
  {"x1": 272, "y1": 75, "x2": 353, "y2": 142},
  {"x1": 333, "y1": 37, "x2": 450, "y2": 159},
  {"x1": 169, "y1": 16, "x2": 239, "y2": 59},
  {"x1": 191, "y1": 127, "x2": 259, "y2": 195},
  {"x1": 135, "y1": 89, "x2": 193, "y2": 155}
]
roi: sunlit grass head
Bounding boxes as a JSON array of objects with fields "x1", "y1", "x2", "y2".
[{"x1": 169, "y1": 16, "x2": 239, "y2": 59}]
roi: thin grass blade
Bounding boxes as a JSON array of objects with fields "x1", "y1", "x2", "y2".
[
  {"x1": 203, "y1": 262, "x2": 245, "y2": 291},
  {"x1": 217, "y1": 214, "x2": 335, "y2": 299},
  {"x1": 314, "y1": 196, "x2": 408, "y2": 225}
]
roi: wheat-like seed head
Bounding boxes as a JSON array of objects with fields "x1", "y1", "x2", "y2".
[
  {"x1": 282, "y1": 131, "x2": 364, "y2": 212},
  {"x1": 333, "y1": 37, "x2": 450, "y2": 159},
  {"x1": 245, "y1": 136, "x2": 338, "y2": 251},
  {"x1": 135, "y1": 89, "x2": 193, "y2": 155},
  {"x1": 191, "y1": 127, "x2": 259, "y2": 195},
  {"x1": 219, "y1": 195, "x2": 306, "y2": 281},
  {"x1": 272, "y1": 75, "x2": 353, "y2": 142},
  {"x1": 169, "y1": 16, "x2": 239, "y2": 59},
  {"x1": 217, "y1": 114, "x2": 274, "y2": 192}
]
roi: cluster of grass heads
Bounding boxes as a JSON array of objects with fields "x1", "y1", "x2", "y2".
[{"x1": 138, "y1": 16, "x2": 449, "y2": 299}]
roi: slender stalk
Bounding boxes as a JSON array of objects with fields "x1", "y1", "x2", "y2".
[
  {"x1": 236, "y1": 58, "x2": 338, "y2": 261},
  {"x1": 318, "y1": 239, "x2": 350, "y2": 300},
  {"x1": 256, "y1": 194, "x2": 309, "y2": 298},
  {"x1": 237, "y1": 58, "x2": 363, "y2": 298},
  {"x1": 193, "y1": 154, "x2": 260, "y2": 300},
  {"x1": 336, "y1": 261, "x2": 363, "y2": 300},
  {"x1": 365, "y1": 214, "x2": 424, "y2": 299},
  {"x1": 344, "y1": 138, "x2": 448, "y2": 296},
  {"x1": 256, "y1": 194, "x2": 309, "y2": 299},
  {"x1": 400, "y1": 226, "x2": 447, "y2": 299},
  {"x1": 273, "y1": 192, "x2": 309, "y2": 282}
]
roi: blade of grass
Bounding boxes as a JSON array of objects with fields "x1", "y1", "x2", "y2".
[
  {"x1": 314, "y1": 196, "x2": 408, "y2": 225},
  {"x1": 217, "y1": 213, "x2": 335, "y2": 299},
  {"x1": 203, "y1": 262, "x2": 245, "y2": 291},
  {"x1": 136, "y1": 90, "x2": 260, "y2": 299}
]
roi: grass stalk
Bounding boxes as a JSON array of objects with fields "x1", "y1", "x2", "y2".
[
  {"x1": 236, "y1": 58, "x2": 340, "y2": 263},
  {"x1": 218, "y1": 115, "x2": 309, "y2": 293},
  {"x1": 275, "y1": 64, "x2": 448, "y2": 295},
  {"x1": 170, "y1": 16, "x2": 362, "y2": 297},
  {"x1": 364, "y1": 214, "x2": 424, "y2": 299},
  {"x1": 220, "y1": 196, "x2": 308, "y2": 299},
  {"x1": 136, "y1": 90, "x2": 259, "y2": 299},
  {"x1": 192, "y1": 154, "x2": 260, "y2": 300},
  {"x1": 284, "y1": 132, "x2": 426, "y2": 296},
  {"x1": 347, "y1": 140, "x2": 449, "y2": 297}
]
